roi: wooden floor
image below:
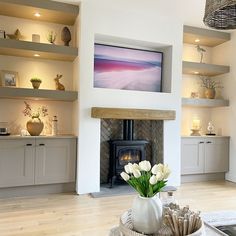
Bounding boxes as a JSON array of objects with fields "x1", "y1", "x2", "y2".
[{"x1": 0, "y1": 181, "x2": 236, "y2": 236}]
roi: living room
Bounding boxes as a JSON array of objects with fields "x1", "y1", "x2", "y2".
[{"x1": 0, "y1": 0, "x2": 236, "y2": 235}]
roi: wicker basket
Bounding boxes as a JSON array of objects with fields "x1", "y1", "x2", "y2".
[{"x1": 119, "y1": 210, "x2": 205, "y2": 236}]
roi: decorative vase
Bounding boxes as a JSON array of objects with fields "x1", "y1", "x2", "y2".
[
  {"x1": 61, "y1": 26, "x2": 71, "y2": 46},
  {"x1": 132, "y1": 195, "x2": 162, "y2": 234},
  {"x1": 31, "y1": 81, "x2": 41, "y2": 89},
  {"x1": 26, "y1": 117, "x2": 44, "y2": 136},
  {"x1": 205, "y1": 88, "x2": 216, "y2": 99}
]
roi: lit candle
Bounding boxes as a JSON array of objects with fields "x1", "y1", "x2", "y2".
[{"x1": 192, "y1": 118, "x2": 201, "y2": 130}]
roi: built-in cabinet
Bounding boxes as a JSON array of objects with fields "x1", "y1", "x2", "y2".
[
  {"x1": 0, "y1": 137, "x2": 76, "y2": 188},
  {"x1": 181, "y1": 137, "x2": 229, "y2": 175}
]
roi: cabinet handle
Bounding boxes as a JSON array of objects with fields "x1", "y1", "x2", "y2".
[
  {"x1": 26, "y1": 143, "x2": 32, "y2": 146},
  {"x1": 39, "y1": 143, "x2": 45, "y2": 146},
  {"x1": 206, "y1": 141, "x2": 212, "y2": 144},
  {"x1": 199, "y1": 141, "x2": 204, "y2": 144}
]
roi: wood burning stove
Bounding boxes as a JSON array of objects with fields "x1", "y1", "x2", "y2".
[{"x1": 108, "y1": 120, "x2": 149, "y2": 187}]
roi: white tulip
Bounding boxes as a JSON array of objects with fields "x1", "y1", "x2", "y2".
[
  {"x1": 149, "y1": 175, "x2": 158, "y2": 185},
  {"x1": 124, "y1": 163, "x2": 133, "y2": 174},
  {"x1": 156, "y1": 171, "x2": 164, "y2": 181},
  {"x1": 139, "y1": 160, "x2": 151, "y2": 172},
  {"x1": 156, "y1": 163, "x2": 164, "y2": 172},
  {"x1": 120, "y1": 172, "x2": 130, "y2": 181},
  {"x1": 151, "y1": 164, "x2": 159, "y2": 175},
  {"x1": 163, "y1": 165, "x2": 171, "y2": 179},
  {"x1": 133, "y1": 169, "x2": 141, "y2": 178},
  {"x1": 132, "y1": 163, "x2": 141, "y2": 171}
]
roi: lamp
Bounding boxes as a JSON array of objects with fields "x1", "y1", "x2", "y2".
[{"x1": 203, "y1": 0, "x2": 236, "y2": 29}]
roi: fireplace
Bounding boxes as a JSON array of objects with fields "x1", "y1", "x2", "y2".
[{"x1": 108, "y1": 120, "x2": 149, "y2": 187}]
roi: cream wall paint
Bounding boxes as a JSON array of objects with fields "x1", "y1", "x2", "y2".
[{"x1": 76, "y1": 0, "x2": 183, "y2": 194}]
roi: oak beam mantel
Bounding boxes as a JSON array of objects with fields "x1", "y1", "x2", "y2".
[{"x1": 91, "y1": 107, "x2": 176, "y2": 120}]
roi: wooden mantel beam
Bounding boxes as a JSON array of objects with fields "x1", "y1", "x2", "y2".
[{"x1": 91, "y1": 107, "x2": 176, "y2": 120}]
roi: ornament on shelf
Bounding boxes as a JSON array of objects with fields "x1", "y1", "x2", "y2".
[
  {"x1": 54, "y1": 74, "x2": 65, "y2": 90},
  {"x1": 52, "y1": 115, "x2": 58, "y2": 136},
  {"x1": 196, "y1": 45, "x2": 206, "y2": 63},
  {"x1": 30, "y1": 77, "x2": 42, "y2": 89},
  {"x1": 32, "y1": 34, "x2": 40, "y2": 43},
  {"x1": 61, "y1": 26, "x2": 71, "y2": 46},
  {"x1": 7, "y1": 29, "x2": 23, "y2": 40},
  {"x1": 206, "y1": 121, "x2": 216, "y2": 136}
]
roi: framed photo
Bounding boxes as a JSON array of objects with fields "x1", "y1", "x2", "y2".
[{"x1": 0, "y1": 70, "x2": 19, "y2": 87}]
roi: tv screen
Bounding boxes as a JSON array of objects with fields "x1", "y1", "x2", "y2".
[{"x1": 94, "y1": 43, "x2": 163, "y2": 92}]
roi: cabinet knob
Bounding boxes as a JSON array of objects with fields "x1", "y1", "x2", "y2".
[
  {"x1": 206, "y1": 141, "x2": 212, "y2": 144},
  {"x1": 39, "y1": 143, "x2": 45, "y2": 146},
  {"x1": 199, "y1": 141, "x2": 204, "y2": 144},
  {"x1": 26, "y1": 143, "x2": 32, "y2": 146}
]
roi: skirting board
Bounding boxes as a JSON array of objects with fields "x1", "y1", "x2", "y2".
[
  {"x1": 181, "y1": 173, "x2": 225, "y2": 183},
  {"x1": 0, "y1": 182, "x2": 76, "y2": 198}
]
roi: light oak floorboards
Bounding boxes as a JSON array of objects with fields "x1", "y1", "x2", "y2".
[{"x1": 0, "y1": 181, "x2": 236, "y2": 236}]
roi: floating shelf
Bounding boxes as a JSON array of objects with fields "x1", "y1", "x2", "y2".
[
  {"x1": 0, "y1": 38, "x2": 78, "y2": 61},
  {"x1": 0, "y1": 87, "x2": 78, "y2": 101},
  {"x1": 182, "y1": 98, "x2": 229, "y2": 108},
  {"x1": 183, "y1": 25, "x2": 231, "y2": 47},
  {"x1": 182, "y1": 61, "x2": 230, "y2": 76},
  {"x1": 0, "y1": 0, "x2": 79, "y2": 25}
]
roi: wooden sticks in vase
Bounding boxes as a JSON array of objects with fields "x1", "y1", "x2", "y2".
[{"x1": 163, "y1": 205, "x2": 202, "y2": 236}]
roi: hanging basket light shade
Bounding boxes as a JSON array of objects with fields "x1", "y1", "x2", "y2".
[{"x1": 203, "y1": 0, "x2": 236, "y2": 29}]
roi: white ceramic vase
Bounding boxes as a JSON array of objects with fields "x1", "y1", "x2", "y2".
[{"x1": 132, "y1": 195, "x2": 162, "y2": 234}]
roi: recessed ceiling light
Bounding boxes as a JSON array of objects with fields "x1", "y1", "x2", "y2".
[
  {"x1": 34, "y1": 54, "x2": 40, "y2": 57},
  {"x1": 195, "y1": 39, "x2": 200, "y2": 43},
  {"x1": 34, "y1": 12, "x2": 41, "y2": 17},
  {"x1": 194, "y1": 71, "x2": 199, "y2": 74}
]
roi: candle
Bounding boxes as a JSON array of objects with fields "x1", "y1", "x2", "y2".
[{"x1": 192, "y1": 118, "x2": 201, "y2": 130}]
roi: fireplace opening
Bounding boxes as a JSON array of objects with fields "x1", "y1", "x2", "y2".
[{"x1": 108, "y1": 119, "x2": 149, "y2": 187}]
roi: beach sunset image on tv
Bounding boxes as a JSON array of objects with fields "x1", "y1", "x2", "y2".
[{"x1": 94, "y1": 44, "x2": 163, "y2": 92}]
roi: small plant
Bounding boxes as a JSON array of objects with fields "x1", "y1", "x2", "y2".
[
  {"x1": 23, "y1": 101, "x2": 48, "y2": 119},
  {"x1": 47, "y1": 31, "x2": 56, "y2": 44},
  {"x1": 199, "y1": 76, "x2": 223, "y2": 89},
  {"x1": 30, "y1": 77, "x2": 41, "y2": 83}
]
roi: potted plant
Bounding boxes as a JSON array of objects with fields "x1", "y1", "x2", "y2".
[
  {"x1": 120, "y1": 161, "x2": 171, "y2": 234},
  {"x1": 30, "y1": 77, "x2": 42, "y2": 89},
  {"x1": 23, "y1": 101, "x2": 48, "y2": 136},
  {"x1": 199, "y1": 76, "x2": 223, "y2": 99}
]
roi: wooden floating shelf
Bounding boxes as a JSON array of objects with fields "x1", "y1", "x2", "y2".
[
  {"x1": 183, "y1": 25, "x2": 231, "y2": 47},
  {"x1": 0, "y1": 87, "x2": 78, "y2": 101},
  {"x1": 91, "y1": 107, "x2": 176, "y2": 120},
  {"x1": 182, "y1": 98, "x2": 229, "y2": 108},
  {"x1": 0, "y1": 38, "x2": 78, "y2": 61},
  {"x1": 0, "y1": 0, "x2": 79, "y2": 25},
  {"x1": 182, "y1": 61, "x2": 230, "y2": 76}
]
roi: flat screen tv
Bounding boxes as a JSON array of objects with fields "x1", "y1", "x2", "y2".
[{"x1": 94, "y1": 43, "x2": 163, "y2": 92}]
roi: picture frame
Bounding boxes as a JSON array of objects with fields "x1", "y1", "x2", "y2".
[{"x1": 0, "y1": 70, "x2": 19, "y2": 87}]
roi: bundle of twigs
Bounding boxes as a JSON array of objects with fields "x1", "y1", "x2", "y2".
[{"x1": 163, "y1": 204, "x2": 202, "y2": 236}]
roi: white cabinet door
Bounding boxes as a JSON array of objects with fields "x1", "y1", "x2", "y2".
[
  {"x1": 35, "y1": 138, "x2": 76, "y2": 184},
  {"x1": 205, "y1": 138, "x2": 229, "y2": 173},
  {"x1": 0, "y1": 139, "x2": 35, "y2": 187},
  {"x1": 181, "y1": 138, "x2": 205, "y2": 175}
]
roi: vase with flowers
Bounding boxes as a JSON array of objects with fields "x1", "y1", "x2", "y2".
[
  {"x1": 23, "y1": 101, "x2": 48, "y2": 136},
  {"x1": 199, "y1": 76, "x2": 223, "y2": 99},
  {"x1": 120, "y1": 160, "x2": 171, "y2": 234}
]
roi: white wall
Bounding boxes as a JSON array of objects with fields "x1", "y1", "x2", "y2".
[
  {"x1": 76, "y1": 0, "x2": 183, "y2": 194},
  {"x1": 211, "y1": 33, "x2": 236, "y2": 181}
]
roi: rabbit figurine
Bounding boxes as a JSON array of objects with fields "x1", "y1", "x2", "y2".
[{"x1": 54, "y1": 74, "x2": 65, "y2": 91}]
